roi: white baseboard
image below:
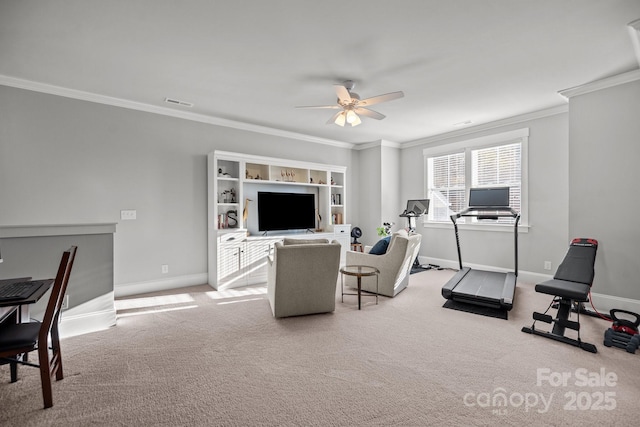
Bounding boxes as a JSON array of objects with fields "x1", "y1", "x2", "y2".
[
  {"x1": 419, "y1": 256, "x2": 640, "y2": 313},
  {"x1": 59, "y1": 291, "x2": 117, "y2": 339},
  {"x1": 60, "y1": 308, "x2": 116, "y2": 339},
  {"x1": 418, "y1": 256, "x2": 552, "y2": 284},
  {"x1": 115, "y1": 273, "x2": 209, "y2": 298},
  {"x1": 590, "y1": 293, "x2": 640, "y2": 314}
]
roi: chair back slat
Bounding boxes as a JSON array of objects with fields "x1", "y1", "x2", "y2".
[{"x1": 39, "y1": 246, "x2": 77, "y2": 340}]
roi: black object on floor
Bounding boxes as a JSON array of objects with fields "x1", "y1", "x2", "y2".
[
  {"x1": 411, "y1": 265, "x2": 431, "y2": 274},
  {"x1": 443, "y1": 299, "x2": 508, "y2": 320}
]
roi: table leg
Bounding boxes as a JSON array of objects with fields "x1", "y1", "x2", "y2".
[{"x1": 357, "y1": 276, "x2": 362, "y2": 310}]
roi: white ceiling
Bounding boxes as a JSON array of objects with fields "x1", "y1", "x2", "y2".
[{"x1": 1, "y1": 0, "x2": 639, "y2": 145}]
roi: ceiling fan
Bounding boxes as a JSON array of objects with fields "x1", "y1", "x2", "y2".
[{"x1": 296, "y1": 80, "x2": 404, "y2": 127}]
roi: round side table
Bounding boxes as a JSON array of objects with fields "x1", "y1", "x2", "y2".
[{"x1": 340, "y1": 265, "x2": 379, "y2": 310}]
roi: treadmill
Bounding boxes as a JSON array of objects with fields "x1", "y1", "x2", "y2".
[{"x1": 441, "y1": 187, "x2": 520, "y2": 311}]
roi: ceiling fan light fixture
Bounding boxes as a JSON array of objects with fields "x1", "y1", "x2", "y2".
[
  {"x1": 346, "y1": 109, "x2": 359, "y2": 125},
  {"x1": 334, "y1": 111, "x2": 346, "y2": 126},
  {"x1": 349, "y1": 112, "x2": 362, "y2": 127}
]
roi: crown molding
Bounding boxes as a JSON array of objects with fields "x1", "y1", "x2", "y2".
[
  {"x1": 558, "y1": 69, "x2": 640, "y2": 100},
  {"x1": 353, "y1": 139, "x2": 401, "y2": 151},
  {"x1": 401, "y1": 104, "x2": 568, "y2": 149},
  {"x1": 0, "y1": 75, "x2": 354, "y2": 150}
]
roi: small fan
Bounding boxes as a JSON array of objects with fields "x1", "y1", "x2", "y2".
[
  {"x1": 351, "y1": 227, "x2": 362, "y2": 244},
  {"x1": 296, "y1": 80, "x2": 404, "y2": 127}
]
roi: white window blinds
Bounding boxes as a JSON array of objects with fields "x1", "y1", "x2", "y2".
[
  {"x1": 425, "y1": 140, "x2": 523, "y2": 224},
  {"x1": 472, "y1": 142, "x2": 522, "y2": 215},
  {"x1": 427, "y1": 152, "x2": 465, "y2": 222}
]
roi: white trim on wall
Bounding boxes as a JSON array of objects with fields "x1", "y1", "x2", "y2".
[
  {"x1": 115, "y1": 273, "x2": 209, "y2": 298},
  {"x1": 59, "y1": 292, "x2": 117, "y2": 339},
  {"x1": 558, "y1": 69, "x2": 640, "y2": 99},
  {"x1": 354, "y1": 139, "x2": 402, "y2": 150}
]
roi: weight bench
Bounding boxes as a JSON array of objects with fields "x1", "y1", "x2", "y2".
[{"x1": 521, "y1": 238, "x2": 598, "y2": 353}]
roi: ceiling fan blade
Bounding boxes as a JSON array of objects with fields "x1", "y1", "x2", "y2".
[
  {"x1": 334, "y1": 84, "x2": 352, "y2": 104},
  {"x1": 358, "y1": 91, "x2": 404, "y2": 107},
  {"x1": 354, "y1": 107, "x2": 385, "y2": 120},
  {"x1": 296, "y1": 105, "x2": 341, "y2": 109}
]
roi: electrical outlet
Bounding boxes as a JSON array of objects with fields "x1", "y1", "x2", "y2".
[
  {"x1": 161, "y1": 264, "x2": 169, "y2": 274},
  {"x1": 61, "y1": 294, "x2": 69, "y2": 310},
  {"x1": 544, "y1": 261, "x2": 552, "y2": 271}
]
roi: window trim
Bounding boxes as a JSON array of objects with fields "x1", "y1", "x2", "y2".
[{"x1": 422, "y1": 128, "x2": 529, "y2": 228}]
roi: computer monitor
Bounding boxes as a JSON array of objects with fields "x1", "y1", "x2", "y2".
[
  {"x1": 468, "y1": 187, "x2": 510, "y2": 208},
  {"x1": 405, "y1": 199, "x2": 430, "y2": 216}
]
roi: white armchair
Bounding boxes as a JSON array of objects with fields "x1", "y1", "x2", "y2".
[
  {"x1": 344, "y1": 230, "x2": 422, "y2": 297},
  {"x1": 267, "y1": 238, "x2": 341, "y2": 318}
]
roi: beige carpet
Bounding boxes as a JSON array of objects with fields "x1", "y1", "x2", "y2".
[{"x1": 1, "y1": 269, "x2": 638, "y2": 426}]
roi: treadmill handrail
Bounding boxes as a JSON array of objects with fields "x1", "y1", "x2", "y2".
[
  {"x1": 452, "y1": 207, "x2": 519, "y2": 218},
  {"x1": 449, "y1": 207, "x2": 521, "y2": 275}
]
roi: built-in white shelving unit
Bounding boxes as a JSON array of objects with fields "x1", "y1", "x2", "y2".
[{"x1": 207, "y1": 151, "x2": 348, "y2": 290}]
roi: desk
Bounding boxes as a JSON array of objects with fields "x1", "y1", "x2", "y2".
[
  {"x1": 0, "y1": 278, "x2": 54, "y2": 381},
  {"x1": 340, "y1": 265, "x2": 379, "y2": 310},
  {"x1": 0, "y1": 278, "x2": 54, "y2": 324}
]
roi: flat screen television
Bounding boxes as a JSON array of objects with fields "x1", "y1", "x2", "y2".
[{"x1": 258, "y1": 192, "x2": 316, "y2": 232}]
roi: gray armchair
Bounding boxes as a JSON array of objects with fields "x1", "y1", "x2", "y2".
[
  {"x1": 344, "y1": 230, "x2": 422, "y2": 297},
  {"x1": 267, "y1": 238, "x2": 341, "y2": 318}
]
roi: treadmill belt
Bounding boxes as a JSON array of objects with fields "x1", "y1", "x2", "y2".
[
  {"x1": 441, "y1": 267, "x2": 516, "y2": 311},
  {"x1": 443, "y1": 299, "x2": 508, "y2": 320},
  {"x1": 452, "y1": 269, "x2": 507, "y2": 301}
]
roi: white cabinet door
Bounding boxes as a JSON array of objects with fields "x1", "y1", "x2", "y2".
[
  {"x1": 217, "y1": 232, "x2": 246, "y2": 287},
  {"x1": 244, "y1": 237, "x2": 280, "y2": 284},
  {"x1": 333, "y1": 224, "x2": 351, "y2": 265}
]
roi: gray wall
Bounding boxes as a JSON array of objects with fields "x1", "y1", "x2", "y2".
[
  {"x1": 0, "y1": 86, "x2": 355, "y2": 292},
  {"x1": 354, "y1": 143, "x2": 403, "y2": 247},
  {"x1": 399, "y1": 112, "x2": 570, "y2": 276},
  {"x1": 381, "y1": 144, "x2": 402, "y2": 236},
  {"x1": 356, "y1": 145, "x2": 382, "y2": 246},
  {"x1": 568, "y1": 79, "x2": 640, "y2": 301},
  {"x1": 3, "y1": 78, "x2": 639, "y2": 307}
]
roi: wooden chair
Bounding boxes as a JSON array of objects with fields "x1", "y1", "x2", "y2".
[{"x1": 0, "y1": 246, "x2": 77, "y2": 408}]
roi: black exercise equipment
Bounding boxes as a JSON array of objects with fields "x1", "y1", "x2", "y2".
[
  {"x1": 609, "y1": 309, "x2": 640, "y2": 335},
  {"x1": 604, "y1": 328, "x2": 640, "y2": 353},
  {"x1": 603, "y1": 309, "x2": 640, "y2": 353},
  {"x1": 441, "y1": 187, "x2": 520, "y2": 312},
  {"x1": 399, "y1": 199, "x2": 434, "y2": 273},
  {"x1": 522, "y1": 238, "x2": 599, "y2": 353},
  {"x1": 400, "y1": 199, "x2": 430, "y2": 234}
]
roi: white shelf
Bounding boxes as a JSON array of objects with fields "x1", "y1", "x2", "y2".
[{"x1": 207, "y1": 150, "x2": 347, "y2": 290}]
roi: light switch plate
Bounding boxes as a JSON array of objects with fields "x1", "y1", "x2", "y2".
[{"x1": 121, "y1": 209, "x2": 137, "y2": 220}]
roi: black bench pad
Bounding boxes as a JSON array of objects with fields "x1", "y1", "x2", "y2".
[{"x1": 535, "y1": 279, "x2": 590, "y2": 301}]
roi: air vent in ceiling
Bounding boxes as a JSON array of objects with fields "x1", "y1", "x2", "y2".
[{"x1": 164, "y1": 97, "x2": 194, "y2": 108}]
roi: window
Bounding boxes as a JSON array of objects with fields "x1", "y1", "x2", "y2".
[{"x1": 423, "y1": 128, "x2": 528, "y2": 226}]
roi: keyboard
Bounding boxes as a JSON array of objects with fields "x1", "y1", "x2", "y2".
[{"x1": 0, "y1": 280, "x2": 47, "y2": 301}]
